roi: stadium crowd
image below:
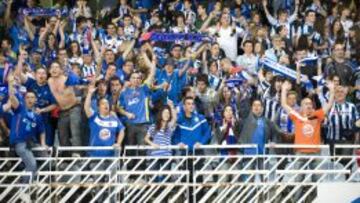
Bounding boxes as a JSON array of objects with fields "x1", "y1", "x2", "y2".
[{"x1": 0, "y1": 0, "x2": 359, "y2": 185}]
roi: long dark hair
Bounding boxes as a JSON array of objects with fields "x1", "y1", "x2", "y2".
[
  {"x1": 269, "y1": 76, "x2": 284, "y2": 98},
  {"x1": 155, "y1": 105, "x2": 173, "y2": 131}
]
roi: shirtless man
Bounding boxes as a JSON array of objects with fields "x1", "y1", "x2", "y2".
[{"x1": 48, "y1": 61, "x2": 83, "y2": 151}]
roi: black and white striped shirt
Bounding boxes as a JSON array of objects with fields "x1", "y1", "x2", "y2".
[
  {"x1": 326, "y1": 102, "x2": 359, "y2": 141},
  {"x1": 262, "y1": 88, "x2": 281, "y2": 121}
]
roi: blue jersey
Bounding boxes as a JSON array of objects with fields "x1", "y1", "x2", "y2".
[
  {"x1": 173, "y1": 111, "x2": 211, "y2": 150},
  {"x1": 24, "y1": 78, "x2": 56, "y2": 109},
  {"x1": 9, "y1": 100, "x2": 45, "y2": 145},
  {"x1": 88, "y1": 113, "x2": 124, "y2": 157},
  {"x1": 119, "y1": 85, "x2": 152, "y2": 124},
  {"x1": 155, "y1": 69, "x2": 184, "y2": 104},
  {"x1": 9, "y1": 25, "x2": 30, "y2": 53}
]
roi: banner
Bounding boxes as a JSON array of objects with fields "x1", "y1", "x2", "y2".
[
  {"x1": 261, "y1": 58, "x2": 311, "y2": 85},
  {"x1": 298, "y1": 56, "x2": 318, "y2": 66},
  {"x1": 21, "y1": 7, "x2": 69, "y2": 17},
  {"x1": 140, "y1": 32, "x2": 214, "y2": 43}
]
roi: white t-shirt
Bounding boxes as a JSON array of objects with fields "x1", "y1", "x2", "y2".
[
  {"x1": 209, "y1": 26, "x2": 245, "y2": 61},
  {"x1": 236, "y1": 54, "x2": 258, "y2": 75}
]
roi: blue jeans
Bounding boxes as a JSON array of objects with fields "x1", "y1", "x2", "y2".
[{"x1": 15, "y1": 142, "x2": 37, "y2": 183}]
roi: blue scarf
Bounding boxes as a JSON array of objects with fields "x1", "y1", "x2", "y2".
[
  {"x1": 140, "y1": 32, "x2": 214, "y2": 43},
  {"x1": 22, "y1": 7, "x2": 69, "y2": 17}
]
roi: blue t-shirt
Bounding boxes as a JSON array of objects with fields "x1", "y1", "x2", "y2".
[
  {"x1": 244, "y1": 118, "x2": 265, "y2": 155},
  {"x1": 24, "y1": 77, "x2": 56, "y2": 109},
  {"x1": 88, "y1": 112, "x2": 124, "y2": 157},
  {"x1": 119, "y1": 84, "x2": 152, "y2": 124},
  {"x1": 9, "y1": 24, "x2": 30, "y2": 53},
  {"x1": 155, "y1": 69, "x2": 185, "y2": 104},
  {"x1": 9, "y1": 101, "x2": 45, "y2": 145}
]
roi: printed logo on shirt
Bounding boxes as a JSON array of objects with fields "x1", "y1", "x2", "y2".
[
  {"x1": 99, "y1": 129, "x2": 111, "y2": 140},
  {"x1": 302, "y1": 123, "x2": 314, "y2": 137},
  {"x1": 128, "y1": 98, "x2": 140, "y2": 106},
  {"x1": 194, "y1": 117, "x2": 199, "y2": 122}
]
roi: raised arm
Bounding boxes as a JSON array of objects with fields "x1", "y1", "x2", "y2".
[
  {"x1": 281, "y1": 80, "x2": 296, "y2": 113},
  {"x1": 38, "y1": 23, "x2": 50, "y2": 49},
  {"x1": 24, "y1": 16, "x2": 35, "y2": 41},
  {"x1": 262, "y1": 0, "x2": 277, "y2": 25},
  {"x1": 322, "y1": 81, "x2": 335, "y2": 114},
  {"x1": 52, "y1": 15, "x2": 61, "y2": 35},
  {"x1": 168, "y1": 100, "x2": 177, "y2": 128},
  {"x1": 199, "y1": 11, "x2": 216, "y2": 33},
  {"x1": 8, "y1": 74, "x2": 19, "y2": 109},
  {"x1": 178, "y1": 58, "x2": 191, "y2": 77},
  {"x1": 296, "y1": 62, "x2": 302, "y2": 85},
  {"x1": 122, "y1": 38, "x2": 137, "y2": 60},
  {"x1": 14, "y1": 52, "x2": 28, "y2": 84},
  {"x1": 4, "y1": 0, "x2": 13, "y2": 28},
  {"x1": 84, "y1": 83, "x2": 96, "y2": 117},
  {"x1": 142, "y1": 44, "x2": 156, "y2": 86},
  {"x1": 289, "y1": 0, "x2": 300, "y2": 22},
  {"x1": 58, "y1": 20, "x2": 66, "y2": 49}
]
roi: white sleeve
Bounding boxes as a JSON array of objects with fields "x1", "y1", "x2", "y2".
[
  {"x1": 265, "y1": 14, "x2": 278, "y2": 26},
  {"x1": 236, "y1": 26, "x2": 245, "y2": 38},
  {"x1": 288, "y1": 13, "x2": 297, "y2": 23},
  {"x1": 208, "y1": 26, "x2": 217, "y2": 35}
]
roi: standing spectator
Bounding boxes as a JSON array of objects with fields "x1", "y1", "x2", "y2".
[
  {"x1": 15, "y1": 54, "x2": 57, "y2": 146},
  {"x1": 48, "y1": 61, "x2": 83, "y2": 154},
  {"x1": 84, "y1": 82, "x2": 124, "y2": 157},
  {"x1": 195, "y1": 74, "x2": 219, "y2": 123},
  {"x1": 325, "y1": 42, "x2": 355, "y2": 86},
  {"x1": 7, "y1": 74, "x2": 47, "y2": 182},
  {"x1": 144, "y1": 101, "x2": 177, "y2": 181},
  {"x1": 280, "y1": 80, "x2": 335, "y2": 198},
  {"x1": 239, "y1": 98, "x2": 283, "y2": 155},
  {"x1": 325, "y1": 85, "x2": 360, "y2": 164},
  {"x1": 109, "y1": 76, "x2": 122, "y2": 112},
  {"x1": 202, "y1": 12, "x2": 246, "y2": 61},
  {"x1": 263, "y1": 0, "x2": 299, "y2": 40},
  {"x1": 118, "y1": 45, "x2": 156, "y2": 147},
  {"x1": 173, "y1": 97, "x2": 211, "y2": 150},
  {"x1": 236, "y1": 40, "x2": 259, "y2": 76}
]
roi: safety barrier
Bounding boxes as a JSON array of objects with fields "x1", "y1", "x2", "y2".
[{"x1": 0, "y1": 144, "x2": 359, "y2": 203}]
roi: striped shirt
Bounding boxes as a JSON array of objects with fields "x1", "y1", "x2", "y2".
[
  {"x1": 296, "y1": 23, "x2": 322, "y2": 44},
  {"x1": 262, "y1": 88, "x2": 281, "y2": 121},
  {"x1": 82, "y1": 63, "x2": 97, "y2": 79},
  {"x1": 147, "y1": 124, "x2": 174, "y2": 156},
  {"x1": 326, "y1": 102, "x2": 359, "y2": 141},
  {"x1": 277, "y1": 106, "x2": 299, "y2": 133}
]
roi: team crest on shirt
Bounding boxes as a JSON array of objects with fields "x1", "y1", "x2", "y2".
[
  {"x1": 31, "y1": 122, "x2": 36, "y2": 128},
  {"x1": 194, "y1": 117, "x2": 199, "y2": 122},
  {"x1": 99, "y1": 129, "x2": 111, "y2": 140},
  {"x1": 302, "y1": 123, "x2": 314, "y2": 137}
]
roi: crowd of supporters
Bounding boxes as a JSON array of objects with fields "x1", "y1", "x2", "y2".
[{"x1": 0, "y1": 0, "x2": 359, "y2": 186}]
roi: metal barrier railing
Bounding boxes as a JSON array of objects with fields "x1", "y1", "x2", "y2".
[{"x1": 0, "y1": 144, "x2": 359, "y2": 203}]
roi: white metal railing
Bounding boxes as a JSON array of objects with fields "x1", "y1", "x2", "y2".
[{"x1": 0, "y1": 144, "x2": 359, "y2": 203}]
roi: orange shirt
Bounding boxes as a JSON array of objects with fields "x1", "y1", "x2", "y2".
[{"x1": 289, "y1": 109, "x2": 325, "y2": 154}]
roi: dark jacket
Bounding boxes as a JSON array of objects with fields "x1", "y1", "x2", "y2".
[{"x1": 238, "y1": 112, "x2": 283, "y2": 145}]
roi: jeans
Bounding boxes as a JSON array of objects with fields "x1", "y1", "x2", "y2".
[
  {"x1": 58, "y1": 105, "x2": 82, "y2": 147},
  {"x1": 15, "y1": 142, "x2": 37, "y2": 183}
]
